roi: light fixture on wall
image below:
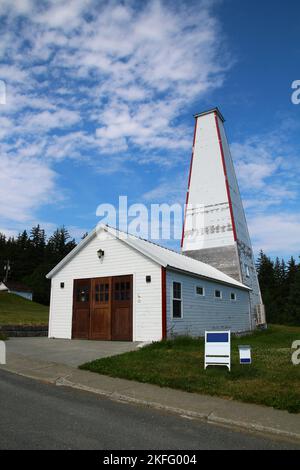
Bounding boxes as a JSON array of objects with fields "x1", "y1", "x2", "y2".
[{"x1": 97, "y1": 249, "x2": 105, "y2": 260}]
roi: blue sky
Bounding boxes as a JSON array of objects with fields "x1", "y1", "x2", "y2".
[{"x1": 0, "y1": 0, "x2": 299, "y2": 259}]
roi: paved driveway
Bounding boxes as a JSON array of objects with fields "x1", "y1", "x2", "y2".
[{"x1": 5, "y1": 337, "x2": 140, "y2": 367}]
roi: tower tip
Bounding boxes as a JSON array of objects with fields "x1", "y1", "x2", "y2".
[{"x1": 194, "y1": 107, "x2": 225, "y2": 122}]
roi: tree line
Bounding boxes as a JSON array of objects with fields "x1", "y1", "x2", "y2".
[
  {"x1": 256, "y1": 250, "x2": 300, "y2": 326},
  {"x1": 0, "y1": 225, "x2": 78, "y2": 304},
  {"x1": 0, "y1": 226, "x2": 299, "y2": 325}
]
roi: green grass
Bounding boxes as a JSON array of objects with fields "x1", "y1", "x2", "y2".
[
  {"x1": 80, "y1": 325, "x2": 300, "y2": 413},
  {"x1": 0, "y1": 292, "x2": 49, "y2": 326}
]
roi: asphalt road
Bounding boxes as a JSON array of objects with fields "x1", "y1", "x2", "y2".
[{"x1": 0, "y1": 370, "x2": 299, "y2": 450}]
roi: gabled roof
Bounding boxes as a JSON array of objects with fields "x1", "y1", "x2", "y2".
[
  {"x1": 1, "y1": 281, "x2": 33, "y2": 292},
  {"x1": 46, "y1": 225, "x2": 250, "y2": 291}
]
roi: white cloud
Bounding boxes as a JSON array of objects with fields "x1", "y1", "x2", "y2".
[
  {"x1": 0, "y1": 153, "x2": 57, "y2": 222},
  {"x1": 0, "y1": 0, "x2": 230, "y2": 230},
  {"x1": 249, "y1": 213, "x2": 300, "y2": 255},
  {"x1": 142, "y1": 175, "x2": 187, "y2": 204},
  {"x1": 231, "y1": 130, "x2": 300, "y2": 211},
  {"x1": 1, "y1": 0, "x2": 228, "y2": 154},
  {"x1": 22, "y1": 108, "x2": 81, "y2": 132}
]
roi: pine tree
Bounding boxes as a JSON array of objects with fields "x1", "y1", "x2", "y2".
[
  {"x1": 256, "y1": 250, "x2": 276, "y2": 322},
  {"x1": 285, "y1": 262, "x2": 300, "y2": 325}
]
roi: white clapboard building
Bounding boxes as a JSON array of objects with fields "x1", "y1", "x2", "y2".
[
  {"x1": 181, "y1": 108, "x2": 265, "y2": 328},
  {"x1": 46, "y1": 225, "x2": 252, "y2": 342}
]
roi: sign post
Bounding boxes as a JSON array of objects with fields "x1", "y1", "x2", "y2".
[{"x1": 0, "y1": 340, "x2": 6, "y2": 365}]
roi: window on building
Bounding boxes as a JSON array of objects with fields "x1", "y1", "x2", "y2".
[
  {"x1": 172, "y1": 281, "x2": 182, "y2": 318},
  {"x1": 195, "y1": 285, "x2": 205, "y2": 296},
  {"x1": 76, "y1": 286, "x2": 89, "y2": 303},
  {"x1": 245, "y1": 264, "x2": 250, "y2": 277},
  {"x1": 214, "y1": 289, "x2": 222, "y2": 299},
  {"x1": 230, "y1": 292, "x2": 237, "y2": 301}
]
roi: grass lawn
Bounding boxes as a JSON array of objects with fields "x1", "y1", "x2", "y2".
[
  {"x1": 0, "y1": 292, "x2": 49, "y2": 326},
  {"x1": 80, "y1": 324, "x2": 300, "y2": 413}
]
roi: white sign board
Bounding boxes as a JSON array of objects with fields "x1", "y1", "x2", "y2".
[
  {"x1": 204, "y1": 331, "x2": 231, "y2": 371},
  {"x1": 0, "y1": 340, "x2": 6, "y2": 365}
]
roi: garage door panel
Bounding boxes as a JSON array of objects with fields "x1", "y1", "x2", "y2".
[
  {"x1": 72, "y1": 275, "x2": 132, "y2": 341},
  {"x1": 72, "y1": 279, "x2": 91, "y2": 339},
  {"x1": 90, "y1": 306, "x2": 111, "y2": 340},
  {"x1": 112, "y1": 275, "x2": 133, "y2": 341}
]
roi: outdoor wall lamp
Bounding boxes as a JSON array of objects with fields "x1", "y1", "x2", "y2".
[{"x1": 97, "y1": 249, "x2": 105, "y2": 260}]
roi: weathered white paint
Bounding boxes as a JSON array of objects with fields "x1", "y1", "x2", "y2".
[
  {"x1": 182, "y1": 109, "x2": 263, "y2": 327},
  {"x1": 183, "y1": 111, "x2": 234, "y2": 251},
  {"x1": 48, "y1": 231, "x2": 162, "y2": 342}
]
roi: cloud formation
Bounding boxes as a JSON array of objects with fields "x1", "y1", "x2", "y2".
[{"x1": 0, "y1": 0, "x2": 228, "y2": 229}]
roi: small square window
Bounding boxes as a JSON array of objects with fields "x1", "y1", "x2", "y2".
[
  {"x1": 215, "y1": 289, "x2": 222, "y2": 299},
  {"x1": 196, "y1": 286, "x2": 205, "y2": 296},
  {"x1": 230, "y1": 292, "x2": 236, "y2": 301},
  {"x1": 60, "y1": 282, "x2": 64, "y2": 289}
]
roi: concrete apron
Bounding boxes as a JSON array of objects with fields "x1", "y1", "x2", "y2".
[
  {"x1": 4, "y1": 337, "x2": 141, "y2": 367},
  {"x1": 1, "y1": 350, "x2": 300, "y2": 446}
]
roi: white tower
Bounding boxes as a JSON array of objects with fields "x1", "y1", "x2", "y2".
[{"x1": 181, "y1": 108, "x2": 265, "y2": 328}]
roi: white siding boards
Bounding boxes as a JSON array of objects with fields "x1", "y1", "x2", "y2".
[
  {"x1": 47, "y1": 225, "x2": 252, "y2": 342},
  {"x1": 48, "y1": 230, "x2": 162, "y2": 341}
]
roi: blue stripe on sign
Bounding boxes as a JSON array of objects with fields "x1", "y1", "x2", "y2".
[
  {"x1": 207, "y1": 333, "x2": 228, "y2": 343},
  {"x1": 240, "y1": 358, "x2": 251, "y2": 363}
]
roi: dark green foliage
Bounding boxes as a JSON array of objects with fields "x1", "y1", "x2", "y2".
[
  {"x1": 0, "y1": 225, "x2": 78, "y2": 305},
  {"x1": 256, "y1": 250, "x2": 300, "y2": 326}
]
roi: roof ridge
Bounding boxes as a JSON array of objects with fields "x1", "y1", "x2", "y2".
[{"x1": 107, "y1": 224, "x2": 189, "y2": 257}]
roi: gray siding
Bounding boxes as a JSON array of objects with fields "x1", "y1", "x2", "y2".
[{"x1": 166, "y1": 269, "x2": 251, "y2": 337}]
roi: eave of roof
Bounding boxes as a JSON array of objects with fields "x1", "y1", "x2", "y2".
[{"x1": 46, "y1": 225, "x2": 251, "y2": 291}]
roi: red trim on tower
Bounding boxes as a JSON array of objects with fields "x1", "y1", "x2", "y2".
[
  {"x1": 161, "y1": 267, "x2": 167, "y2": 340},
  {"x1": 214, "y1": 112, "x2": 237, "y2": 241},
  {"x1": 181, "y1": 117, "x2": 198, "y2": 248}
]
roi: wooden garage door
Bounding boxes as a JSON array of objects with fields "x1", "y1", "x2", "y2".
[
  {"x1": 112, "y1": 275, "x2": 133, "y2": 341},
  {"x1": 72, "y1": 279, "x2": 91, "y2": 339},
  {"x1": 90, "y1": 277, "x2": 112, "y2": 340},
  {"x1": 72, "y1": 275, "x2": 133, "y2": 341}
]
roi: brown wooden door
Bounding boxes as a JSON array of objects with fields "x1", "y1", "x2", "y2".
[
  {"x1": 90, "y1": 277, "x2": 112, "y2": 340},
  {"x1": 111, "y1": 275, "x2": 133, "y2": 341},
  {"x1": 72, "y1": 279, "x2": 91, "y2": 339}
]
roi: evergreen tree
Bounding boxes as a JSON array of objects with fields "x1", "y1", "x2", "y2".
[{"x1": 285, "y1": 262, "x2": 300, "y2": 325}]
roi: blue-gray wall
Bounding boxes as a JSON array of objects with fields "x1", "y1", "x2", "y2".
[
  {"x1": 166, "y1": 269, "x2": 251, "y2": 337},
  {"x1": 9, "y1": 290, "x2": 33, "y2": 301}
]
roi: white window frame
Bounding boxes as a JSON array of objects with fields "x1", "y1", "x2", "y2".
[
  {"x1": 195, "y1": 285, "x2": 205, "y2": 297},
  {"x1": 172, "y1": 281, "x2": 183, "y2": 319},
  {"x1": 214, "y1": 289, "x2": 223, "y2": 300},
  {"x1": 230, "y1": 292, "x2": 237, "y2": 301}
]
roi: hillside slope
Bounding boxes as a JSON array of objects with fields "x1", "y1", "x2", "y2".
[{"x1": 0, "y1": 292, "x2": 49, "y2": 325}]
